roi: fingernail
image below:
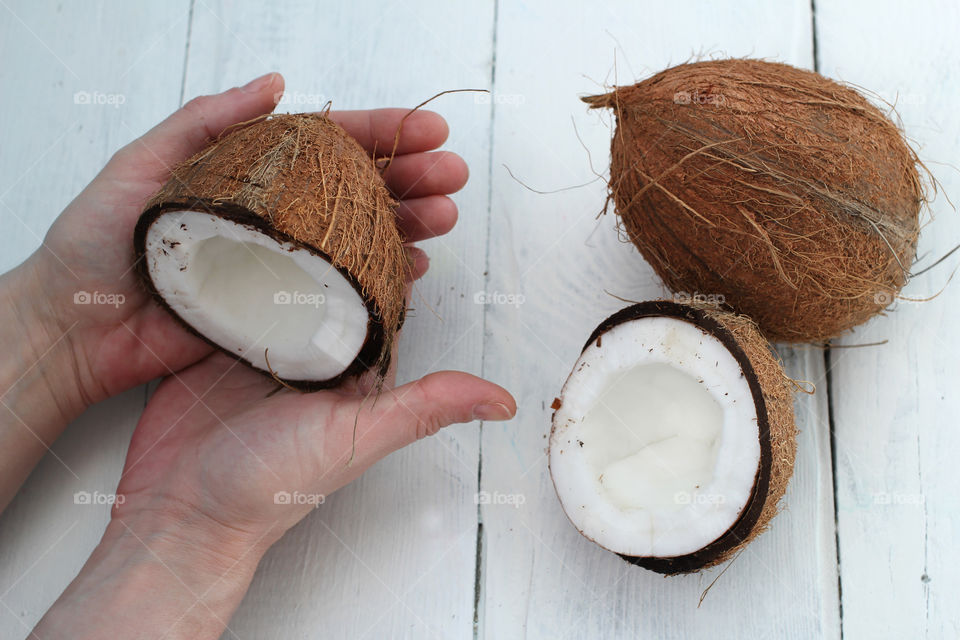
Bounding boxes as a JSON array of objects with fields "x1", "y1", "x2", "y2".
[
  {"x1": 473, "y1": 402, "x2": 513, "y2": 421},
  {"x1": 240, "y1": 72, "x2": 276, "y2": 94}
]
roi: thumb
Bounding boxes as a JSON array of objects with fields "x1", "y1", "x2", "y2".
[
  {"x1": 352, "y1": 371, "x2": 516, "y2": 465},
  {"x1": 102, "y1": 72, "x2": 284, "y2": 185}
]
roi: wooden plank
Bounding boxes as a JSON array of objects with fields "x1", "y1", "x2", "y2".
[
  {"x1": 0, "y1": 0, "x2": 190, "y2": 635},
  {"x1": 480, "y1": 1, "x2": 840, "y2": 637},
  {"x1": 816, "y1": 1, "x2": 960, "y2": 637},
  {"x1": 181, "y1": 2, "x2": 496, "y2": 637}
]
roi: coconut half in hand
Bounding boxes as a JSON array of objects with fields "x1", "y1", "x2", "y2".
[
  {"x1": 134, "y1": 114, "x2": 408, "y2": 390},
  {"x1": 549, "y1": 301, "x2": 796, "y2": 574}
]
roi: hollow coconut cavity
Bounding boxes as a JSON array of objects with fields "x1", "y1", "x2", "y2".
[
  {"x1": 134, "y1": 114, "x2": 408, "y2": 390},
  {"x1": 584, "y1": 59, "x2": 925, "y2": 343},
  {"x1": 548, "y1": 301, "x2": 796, "y2": 574}
]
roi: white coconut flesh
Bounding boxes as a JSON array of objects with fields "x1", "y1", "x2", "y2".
[
  {"x1": 143, "y1": 210, "x2": 370, "y2": 381},
  {"x1": 549, "y1": 316, "x2": 761, "y2": 559}
]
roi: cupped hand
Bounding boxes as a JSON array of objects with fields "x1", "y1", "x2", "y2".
[
  {"x1": 27, "y1": 72, "x2": 471, "y2": 407},
  {"x1": 28, "y1": 73, "x2": 515, "y2": 639},
  {"x1": 70, "y1": 73, "x2": 513, "y2": 545},
  {"x1": 114, "y1": 350, "x2": 514, "y2": 552}
]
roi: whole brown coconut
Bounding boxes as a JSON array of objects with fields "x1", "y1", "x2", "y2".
[
  {"x1": 584, "y1": 59, "x2": 925, "y2": 343},
  {"x1": 134, "y1": 113, "x2": 408, "y2": 389}
]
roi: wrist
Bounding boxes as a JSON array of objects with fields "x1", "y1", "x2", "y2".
[
  {"x1": 0, "y1": 254, "x2": 91, "y2": 509},
  {"x1": 1, "y1": 253, "x2": 90, "y2": 418},
  {"x1": 34, "y1": 509, "x2": 273, "y2": 639},
  {"x1": 105, "y1": 501, "x2": 280, "y2": 575}
]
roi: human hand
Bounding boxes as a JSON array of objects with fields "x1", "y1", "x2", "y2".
[
  {"x1": 1, "y1": 71, "x2": 476, "y2": 506},
  {"x1": 35, "y1": 351, "x2": 514, "y2": 639},
  {"x1": 22, "y1": 71, "x2": 469, "y2": 409},
  {"x1": 31, "y1": 74, "x2": 516, "y2": 639}
]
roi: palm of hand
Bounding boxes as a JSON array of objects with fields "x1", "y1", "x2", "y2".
[
  {"x1": 41, "y1": 75, "x2": 510, "y2": 539},
  {"x1": 42, "y1": 153, "x2": 214, "y2": 401},
  {"x1": 113, "y1": 355, "x2": 365, "y2": 539}
]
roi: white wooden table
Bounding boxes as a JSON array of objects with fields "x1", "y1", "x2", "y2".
[{"x1": 1, "y1": 1, "x2": 957, "y2": 638}]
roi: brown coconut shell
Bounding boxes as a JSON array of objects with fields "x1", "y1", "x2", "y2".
[
  {"x1": 584, "y1": 59, "x2": 924, "y2": 343},
  {"x1": 575, "y1": 300, "x2": 796, "y2": 574},
  {"x1": 134, "y1": 113, "x2": 408, "y2": 390}
]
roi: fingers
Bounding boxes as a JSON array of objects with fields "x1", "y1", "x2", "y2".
[
  {"x1": 381, "y1": 151, "x2": 468, "y2": 200},
  {"x1": 327, "y1": 109, "x2": 449, "y2": 156},
  {"x1": 103, "y1": 72, "x2": 284, "y2": 185},
  {"x1": 406, "y1": 247, "x2": 430, "y2": 281},
  {"x1": 349, "y1": 371, "x2": 516, "y2": 466},
  {"x1": 396, "y1": 196, "x2": 458, "y2": 242}
]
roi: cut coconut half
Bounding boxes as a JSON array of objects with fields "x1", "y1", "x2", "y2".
[
  {"x1": 143, "y1": 210, "x2": 370, "y2": 382},
  {"x1": 549, "y1": 301, "x2": 796, "y2": 574},
  {"x1": 134, "y1": 114, "x2": 409, "y2": 390}
]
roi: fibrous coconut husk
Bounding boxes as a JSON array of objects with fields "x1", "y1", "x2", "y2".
[
  {"x1": 585, "y1": 59, "x2": 925, "y2": 343},
  {"x1": 134, "y1": 113, "x2": 407, "y2": 389}
]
